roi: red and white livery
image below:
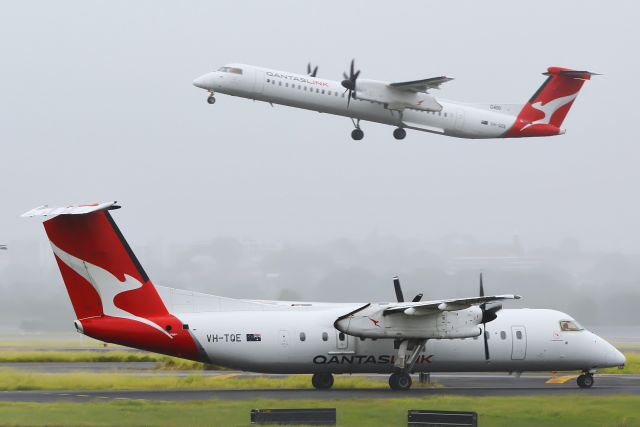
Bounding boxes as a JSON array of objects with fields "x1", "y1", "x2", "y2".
[
  {"x1": 193, "y1": 62, "x2": 597, "y2": 140},
  {"x1": 24, "y1": 203, "x2": 624, "y2": 391}
]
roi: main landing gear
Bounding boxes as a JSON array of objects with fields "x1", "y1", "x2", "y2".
[
  {"x1": 577, "y1": 372, "x2": 594, "y2": 389},
  {"x1": 387, "y1": 339, "x2": 427, "y2": 391},
  {"x1": 311, "y1": 373, "x2": 334, "y2": 390},
  {"x1": 350, "y1": 118, "x2": 364, "y2": 141},
  {"x1": 206, "y1": 91, "x2": 216, "y2": 104},
  {"x1": 393, "y1": 128, "x2": 406, "y2": 140},
  {"x1": 389, "y1": 372, "x2": 412, "y2": 391}
]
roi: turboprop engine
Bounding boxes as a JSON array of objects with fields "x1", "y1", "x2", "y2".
[
  {"x1": 334, "y1": 303, "x2": 483, "y2": 340},
  {"x1": 354, "y1": 79, "x2": 442, "y2": 112}
]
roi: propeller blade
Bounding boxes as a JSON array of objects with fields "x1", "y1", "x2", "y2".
[
  {"x1": 350, "y1": 58, "x2": 355, "y2": 77},
  {"x1": 307, "y1": 63, "x2": 311, "y2": 75},
  {"x1": 483, "y1": 325, "x2": 490, "y2": 360},
  {"x1": 481, "y1": 303, "x2": 502, "y2": 324},
  {"x1": 343, "y1": 72, "x2": 348, "y2": 80},
  {"x1": 312, "y1": 65, "x2": 318, "y2": 77},
  {"x1": 347, "y1": 90, "x2": 352, "y2": 108},
  {"x1": 412, "y1": 293, "x2": 423, "y2": 302},
  {"x1": 479, "y1": 272, "x2": 484, "y2": 298},
  {"x1": 393, "y1": 276, "x2": 404, "y2": 303}
]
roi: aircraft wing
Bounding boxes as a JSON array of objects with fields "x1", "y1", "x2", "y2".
[
  {"x1": 383, "y1": 294, "x2": 520, "y2": 316},
  {"x1": 388, "y1": 76, "x2": 454, "y2": 93}
]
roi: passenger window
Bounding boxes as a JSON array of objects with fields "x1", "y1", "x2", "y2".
[
  {"x1": 299, "y1": 332, "x2": 306, "y2": 342},
  {"x1": 500, "y1": 331, "x2": 506, "y2": 340},
  {"x1": 266, "y1": 79, "x2": 270, "y2": 83},
  {"x1": 321, "y1": 90, "x2": 325, "y2": 94},
  {"x1": 304, "y1": 86, "x2": 307, "y2": 91},
  {"x1": 322, "y1": 332, "x2": 328, "y2": 341},
  {"x1": 298, "y1": 85, "x2": 301, "y2": 89},
  {"x1": 338, "y1": 332, "x2": 345, "y2": 341},
  {"x1": 516, "y1": 331, "x2": 523, "y2": 339},
  {"x1": 285, "y1": 83, "x2": 289, "y2": 87},
  {"x1": 316, "y1": 88, "x2": 320, "y2": 93},
  {"x1": 444, "y1": 112, "x2": 447, "y2": 117},
  {"x1": 359, "y1": 337, "x2": 365, "y2": 341}
]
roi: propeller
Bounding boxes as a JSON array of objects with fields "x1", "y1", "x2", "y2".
[
  {"x1": 306, "y1": 63, "x2": 318, "y2": 77},
  {"x1": 479, "y1": 273, "x2": 503, "y2": 360},
  {"x1": 393, "y1": 276, "x2": 404, "y2": 303},
  {"x1": 341, "y1": 59, "x2": 360, "y2": 108},
  {"x1": 392, "y1": 276, "x2": 423, "y2": 303}
]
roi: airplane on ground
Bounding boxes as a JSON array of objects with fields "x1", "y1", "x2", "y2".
[
  {"x1": 23, "y1": 202, "x2": 624, "y2": 391},
  {"x1": 193, "y1": 61, "x2": 597, "y2": 141}
]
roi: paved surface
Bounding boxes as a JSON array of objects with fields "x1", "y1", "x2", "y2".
[{"x1": 1, "y1": 374, "x2": 639, "y2": 402}]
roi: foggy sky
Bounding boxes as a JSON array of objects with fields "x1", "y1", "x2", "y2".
[{"x1": 1, "y1": 1, "x2": 639, "y2": 332}]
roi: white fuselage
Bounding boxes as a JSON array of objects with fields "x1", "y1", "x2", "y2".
[
  {"x1": 160, "y1": 287, "x2": 625, "y2": 374},
  {"x1": 193, "y1": 64, "x2": 518, "y2": 139}
]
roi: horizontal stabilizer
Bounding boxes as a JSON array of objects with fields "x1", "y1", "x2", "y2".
[{"x1": 21, "y1": 202, "x2": 120, "y2": 218}]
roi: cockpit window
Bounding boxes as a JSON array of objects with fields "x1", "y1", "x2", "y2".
[
  {"x1": 560, "y1": 320, "x2": 584, "y2": 331},
  {"x1": 218, "y1": 66, "x2": 243, "y2": 75}
]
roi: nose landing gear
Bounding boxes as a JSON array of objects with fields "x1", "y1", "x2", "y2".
[
  {"x1": 207, "y1": 91, "x2": 216, "y2": 104},
  {"x1": 577, "y1": 372, "x2": 594, "y2": 388}
]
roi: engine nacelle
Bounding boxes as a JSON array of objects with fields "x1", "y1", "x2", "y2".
[
  {"x1": 334, "y1": 304, "x2": 483, "y2": 340},
  {"x1": 354, "y1": 79, "x2": 442, "y2": 112}
]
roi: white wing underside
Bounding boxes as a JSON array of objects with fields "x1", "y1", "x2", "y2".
[
  {"x1": 383, "y1": 294, "x2": 520, "y2": 316},
  {"x1": 389, "y1": 76, "x2": 454, "y2": 93}
]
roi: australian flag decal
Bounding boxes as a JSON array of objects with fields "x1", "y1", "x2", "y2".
[{"x1": 246, "y1": 333, "x2": 262, "y2": 342}]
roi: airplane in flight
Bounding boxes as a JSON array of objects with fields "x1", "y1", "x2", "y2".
[
  {"x1": 23, "y1": 202, "x2": 624, "y2": 391},
  {"x1": 193, "y1": 61, "x2": 597, "y2": 141}
]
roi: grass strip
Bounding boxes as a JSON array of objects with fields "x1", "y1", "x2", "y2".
[
  {"x1": 0, "y1": 370, "x2": 438, "y2": 391},
  {"x1": 0, "y1": 396, "x2": 638, "y2": 426}
]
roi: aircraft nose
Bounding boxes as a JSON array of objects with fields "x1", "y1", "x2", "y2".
[
  {"x1": 608, "y1": 347, "x2": 626, "y2": 367},
  {"x1": 193, "y1": 73, "x2": 215, "y2": 89}
]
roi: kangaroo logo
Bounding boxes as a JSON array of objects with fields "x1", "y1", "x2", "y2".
[
  {"x1": 50, "y1": 242, "x2": 172, "y2": 338},
  {"x1": 522, "y1": 93, "x2": 578, "y2": 130}
]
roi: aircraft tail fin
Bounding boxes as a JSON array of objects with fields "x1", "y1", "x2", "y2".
[
  {"x1": 22, "y1": 202, "x2": 202, "y2": 361},
  {"x1": 506, "y1": 67, "x2": 598, "y2": 137}
]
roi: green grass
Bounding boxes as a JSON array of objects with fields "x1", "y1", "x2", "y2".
[
  {"x1": 0, "y1": 350, "x2": 213, "y2": 370},
  {"x1": 0, "y1": 396, "x2": 638, "y2": 426},
  {"x1": 0, "y1": 370, "x2": 428, "y2": 391}
]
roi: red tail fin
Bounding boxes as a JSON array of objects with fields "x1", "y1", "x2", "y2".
[
  {"x1": 23, "y1": 202, "x2": 201, "y2": 361},
  {"x1": 506, "y1": 67, "x2": 597, "y2": 137}
]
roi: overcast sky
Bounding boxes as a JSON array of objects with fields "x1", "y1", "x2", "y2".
[{"x1": 1, "y1": 1, "x2": 639, "y2": 331}]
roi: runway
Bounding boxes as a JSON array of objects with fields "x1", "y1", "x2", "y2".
[{"x1": 2, "y1": 374, "x2": 639, "y2": 402}]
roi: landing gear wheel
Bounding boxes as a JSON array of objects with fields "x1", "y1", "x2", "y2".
[
  {"x1": 351, "y1": 128, "x2": 364, "y2": 141},
  {"x1": 207, "y1": 96, "x2": 216, "y2": 105},
  {"x1": 393, "y1": 128, "x2": 406, "y2": 140},
  {"x1": 312, "y1": 373, "x2": 334, "y2": 390},
  {"x1": 577, "y1": 373, "x2": 594, "y2": 389},
  {"x1": 389, "y1": 372, "x2": 412, "y2": 391}
]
